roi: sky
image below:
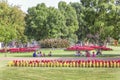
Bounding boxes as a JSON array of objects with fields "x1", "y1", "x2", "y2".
[{"x1": 8, "y1": 0, "x2": 80, "y2": 13}]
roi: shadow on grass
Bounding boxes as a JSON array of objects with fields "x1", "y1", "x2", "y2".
[
  {"x1": 13, "y1": 54, "x2": 75, "y2": 57},
  {"x1": 13, "y1": 54, "x2": 120, "y2": 57},
  {"x1": 99, "y1": 54, "x2": 120, "y2": 57}
]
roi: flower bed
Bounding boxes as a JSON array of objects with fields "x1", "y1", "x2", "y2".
[
  {"x1": 0, "y1": 46, "x2": 39, "y2": 53},
  {"x1": 66, "y1": 46, "x2": 94, "y2": 51},
  {"x1": 7, "y1": 59, "x2": 120, "y2": 68},
  {"x1": 0, "y1": 47, "x2": 38, "y2": 53},
  {"x1": 90, "y1": 46, "x2": 113, "y2": 51},
  {"x1": 0, "y1": 49, "x2": 6, "y2": 53},
  {"x1": 65, "y1": 45, "x2": 113, "y2": 51}
]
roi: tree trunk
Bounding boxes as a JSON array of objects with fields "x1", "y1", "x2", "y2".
[
  {"x1": 4, "y1": 43, "x2": 7, "y2": 57},
  {"x1": 114, "y1": 40, "x2": 118, "y2": 46}
]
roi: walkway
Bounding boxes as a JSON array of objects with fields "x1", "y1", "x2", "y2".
[{"x1": 0, "y1": 57, "x2": 120, "y2": 61}]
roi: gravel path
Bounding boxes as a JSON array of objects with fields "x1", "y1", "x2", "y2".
[{"x1": 0, "y1": 57, "x2": 120, "y2": 61}]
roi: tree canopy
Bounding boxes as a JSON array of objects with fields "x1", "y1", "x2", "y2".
[
  {"x1": 0, "y1": 0, "x2": 120, "y2": 46},
  {"x1": 71, "y1": 0, "x2": 120, "y2": 44},
  {"x1": 0, "y1": 1, "x2": 26, "y2": 44}
]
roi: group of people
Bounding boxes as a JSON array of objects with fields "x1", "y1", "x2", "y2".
[
  {"x1": 33, "y1": 49, "x2": 101, "y2": 57},
  {"x1": 75, "y1": 49, "x2": 102, "y2": 57},
  {"x1": 33, "y1": 51, "x2": 52, "y2": 57}
]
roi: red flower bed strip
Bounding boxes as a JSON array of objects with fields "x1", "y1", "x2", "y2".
[
  {"x1": 8, "y1": 59, "x2": 120, "y2": 68},
  {"x1": 0, "y1": 47, "x2": 37, "y2": 53},
  {"x1": 66, "y1": 45, "x2": 113, "y2": 51}
]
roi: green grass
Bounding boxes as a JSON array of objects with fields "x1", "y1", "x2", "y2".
[
  {"x1": 0, "y1": 61, "x2": 120, "y2": 80},
  {"x1": 0, "y1": 46, "x2": 120, "y2": 57},
  {"x1": 0, "y1": 46, "x2": 120, "y2": 80}
]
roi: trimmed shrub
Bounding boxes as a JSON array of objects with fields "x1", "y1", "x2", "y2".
[{"x1": 40, "y1": 39, "x2": 70, "y2": 48}]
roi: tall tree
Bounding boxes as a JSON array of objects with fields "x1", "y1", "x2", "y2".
[
  {"x1": 109, "y1": 0, "x2": 120, "y2": 40},
  {"x1": 79, "y1": 0, "x2": 120, "y2": 45},
  {"x1": 10, "y1": 6, "x2": 26, "y2": 42},
  {"x1": 25, "y1": 3, "x2": 48, "y2": 40},
  {"x1": 46, "y1": 7, "x2": 66, "y2": 39},
  {"x1": 70, "y1": 2, "x2": 88, "y2": 41},
  {"x1": 25, "y1": 3, "x2": 66, "y2": 40},
  {"x1": 58, "y1": 1, "x2": 79, "y2": 43},
  {"x1": 0, "y1": 1, "x2": 26, "y2": 53},
  {"x1": 92, "y1": 0, "x2": 120, "y2": 43}
]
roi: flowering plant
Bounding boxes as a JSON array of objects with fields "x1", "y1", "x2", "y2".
[{"x1": 7, "y1": 59, "x2": 120, "y2": 68}]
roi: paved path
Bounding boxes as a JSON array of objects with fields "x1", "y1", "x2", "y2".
[{"x1": 0, "y1": 57, "x2": 120, "y2": 61}]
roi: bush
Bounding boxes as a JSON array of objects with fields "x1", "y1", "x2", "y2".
[{"x1": 39, "y1": 39, "x2": 70, "y2": 48}]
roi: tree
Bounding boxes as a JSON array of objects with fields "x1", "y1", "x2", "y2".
[
  {"x1": 92, "y1": 0, "x2": 120, "y2": 43},
  {"x1": 25, "y1": 3, "x2": 67, "y2": 40},
  {"x1": 10, "y1": 6, "x2": 26, "y2": 42},
  {"x1": 24, "y1": 0, "x2": 120, "y2": 45},
  {"x1": 58, "y1": 1, "x2": 79, "y2": 43},
  {"x1": 78, "y1": 0, "x2": 120, "y2": 45},
  {"x1": 108, "y1": 0, "x2": 120, "y2": 40},
  {"x1": 0, "y1": 1, "x2": 26, "y2": 54},
  {"x1": 25, "y1": 3, "x2": 48, "y2": 40},
  {"x1": 45, "y1": 7, "x2": 66, "y2": 39},
  {"x1": 70, "y1": 2, "x2": 88, "y2": 41}
]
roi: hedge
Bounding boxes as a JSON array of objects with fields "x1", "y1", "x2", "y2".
[{"x1": 40, "y1": 39, "x2": 70, "y2": 48}]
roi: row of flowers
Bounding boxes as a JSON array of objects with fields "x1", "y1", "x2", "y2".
[
  {"x1": 7, "y1": 60, "x2": 120, "y2": 68},
  {"x1": 0, "y1": 47, "x2": 39, "y2": 53},
  {"x1": 66, "y1": 45, "x2": 112, "y2": 51}
]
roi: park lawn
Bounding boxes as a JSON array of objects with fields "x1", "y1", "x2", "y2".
[
  {"x1": 0, "y1": 60, "x2": 120, "y2": 80},
  {"x1": 0, "y1": 46, "x2": 120, "y2": 80},
  {"x1": 0, "y1": 46, "x2": 120, "y2": 57},
  {"x1": 0, "y1": 49, "x2": 74, "y2": 57}
]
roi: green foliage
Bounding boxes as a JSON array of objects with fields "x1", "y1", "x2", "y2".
[
  {"x1": 25, "y1": 2, "x2": 79, "y2": 42},
  {"x1": 58, "y1": 1, "x2": 79, "y2": 42},
  {"x1": 70, "y1": 2, "x2": 87, "y2": 41},
  {"x1": 70, "y1": 0, "x2": 120, "y2": 44},
  {"x1": 0, "y1": 1, "x2": 16, "y2": 43},
  {"x1": 45, "y1": 7, "x2": 66, "y2": 39},
  {"x1": 0, "y1": 0, "x2": 117, "y2": 46},
  {"x1": 25, "y1": 3, "x2": 67, "y2": 40},
  {"x1": 40, "y1": 38, "x2": 70, "y2": 48},
  {"x1": 25, "y1": 0, "x2": 120, "y2": 44},
  {"x1": 25, "y1": 3, "x2": 48, "y2": 40},
  {"x1": 0, "y1": 1, "x2": 26, "y2": 44}
]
